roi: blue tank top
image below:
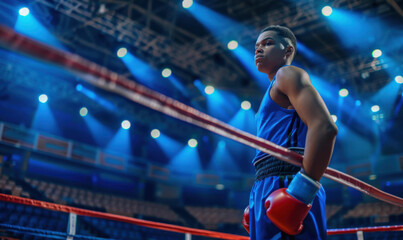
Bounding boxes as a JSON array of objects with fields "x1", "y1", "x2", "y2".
[{"x1": 252, "y1": 77, "x2": 308, "y2": 164}]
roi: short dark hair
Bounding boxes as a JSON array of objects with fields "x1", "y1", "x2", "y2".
[{"x1": 260, "y1": 25, "x2": 297, "y2": 58}]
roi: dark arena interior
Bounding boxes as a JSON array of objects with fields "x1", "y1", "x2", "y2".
[{"x1": 0, "y1": 0, "x2": 402, "y2": 239}]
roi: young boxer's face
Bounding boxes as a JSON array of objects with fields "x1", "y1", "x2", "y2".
[{"x1": 255, "y1": 31, "x2": 292, "y2": 74}]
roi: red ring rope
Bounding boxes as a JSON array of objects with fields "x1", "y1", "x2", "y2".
[{"x1": 0, "y1": 24, "x2": 402, "y2": 207}]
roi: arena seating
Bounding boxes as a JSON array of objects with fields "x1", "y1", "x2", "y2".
[
  {"x1": 25, "y1": 177, "x2": 186, "y2": 225},
  {"x1": 0, "y1": 174, "x2": 402, "y2": 239},
  {"x1": 0, "y1": 175, "x2": 30, "y2": 198},
  {"x1": 185, "y1": 206, "x2": 243, "y2": 230},
  {"x1": 342, "y1": 202, "x2": 403, "y2": 226},
  {"x1": 326, "y1": 204, "x2": 343, "y2": 220}
]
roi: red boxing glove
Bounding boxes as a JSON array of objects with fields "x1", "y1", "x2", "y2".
[
  {"x1": 264, "y1": 188, "x2": 311, "y2": 235},
  {"x1": 242, "y1": 206, "x2": 250, "y2": 234}
]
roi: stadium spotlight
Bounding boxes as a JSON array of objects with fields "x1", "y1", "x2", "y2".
[
  {"x1": 188, "y1": 138, "x2": 198, "y2": 148},
  {"x1": 372, "y1": 49, "x2": 382, "y2": 58},
  {"x1": 339, "y1": 88, "x2": 349, "y2": 97},
  {"x1": 371, "y1": 105, "x2": 380, "y2": 113},
  {"x1": 121, "y1": 120, "x2": 131, "y2": 129},
  {"x1": 162, "y1": 68, "x2": 172, "y2": 78},
  {"x1": 395, "y1": 75, "x2": 403, "y2": 84},
  {"x1": 204, "y1": 85, "x2": 215, "y2": 95},
  {"x1": 38, "y1": 94, "x2": 48, "y2": 103},
  {"x1": 241, "y1": 101, "x2": 251, "y2": 110},
  {"x1": 117, "y1": 47, "x2": 127, "y2": 58},
  {"x1": 79, "y1": 107, "x2": 88, "y2": 117},
  {"x1": 321, "y1": 6, "x2": 332, "y2": 16},
  {"x1": 19, "y1": 7, "x2": 30, "y2": 16},
  {"x1": 227, "y1": 40, "x2": 238, "y2": 50},
  {"x1": 151, "y1": 129, "x2": 160, "y2": 139},
  {"x1": 182, "y1": 0, "x2": 193, "y2": 9}
]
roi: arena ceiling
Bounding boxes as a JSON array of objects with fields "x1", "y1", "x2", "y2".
[
  {"x1": 13, "y1": 0, "x2": 401, "y2": 93},
  {"x1": 0, "y1": 0, "x2": 402, "y2": 172}
]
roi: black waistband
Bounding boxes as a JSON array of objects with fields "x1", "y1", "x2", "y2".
[{"x1": 254, "y1": 148, "x2": 303, "y2": 181}]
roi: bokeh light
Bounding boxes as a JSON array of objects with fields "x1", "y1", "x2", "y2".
[
  {"x1": 162, "y1": 68, "x2": 172, "y2": 78},
  {"x1": 79, "y1": 107, "x2": 88, "y2": 117},
  {"x1": 117, "y1": 47, "x2": 127, "y2": 58},
  {"x1": 38, "y1": 94, "x2": 48, "y2": 103},
  {"x1": 339, "y1": 88, "x2": 349, "y2": 97},
  {"x1": 151, "y1": 129, "x2": 160, "y2": 139},
  {"x1": 121, "y1": 120, "x2": 131, "y2": 129},
  {"x1": 205, "y1": 85, "x2": 215, "y2": 95},
  {"x1": 372, "y1": 49, "x2": 382, "y2": 58},
  {"x1": 227, "y1": 40, "x2": 238, "y2": 50},
  {"x1": 188, "y1": 138, "x2": 198, "y2": 148},
  {"x1": 321, "y1": 6, "x2": 332, "y2": 16},
  {"x1": 19, "y1": 7, "x2": 30, "y2": 16},
  {"x1": 241, "y1": 100, "x2": 251, "y2": 110}
]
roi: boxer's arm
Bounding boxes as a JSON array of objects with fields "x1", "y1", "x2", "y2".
[{"x1": 275, "y1": 66, "x2": 338, "y2": 181}]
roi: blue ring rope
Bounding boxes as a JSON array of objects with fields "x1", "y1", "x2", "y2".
[{"x1": 0, "y1": 223, "x2": 113, "y2": 240}]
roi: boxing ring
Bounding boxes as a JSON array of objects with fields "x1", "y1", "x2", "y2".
[
  {"x1": 0, "y1": 193, "x2": 402, "y2": 239},
  {"x1": 0, "y1": 25, "x2": 402, "y2": 239}
]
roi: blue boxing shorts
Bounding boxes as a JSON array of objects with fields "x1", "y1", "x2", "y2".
[{"x1": 249, "y1": 150, "x2": 327, "y2": 240}]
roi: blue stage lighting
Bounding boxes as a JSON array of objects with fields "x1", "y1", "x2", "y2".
[
  {"x1": 195, "y1": 80, "x2": 240, "y2": 121},
  {"x1": 16, "y1": 11, "x2": 66, "y2": 50},
  {"x1": 82, "y1": 113, "x2": 114, "y2": 147},
  {"x1": 167, "y1": 75, "x2": 189, "y2": 97},
  {"x1": 151, "y1": 129, "x2": 160, "y2": 139},
  {"x1": 324, "y1": 9, "x2": 402, "y2": 54},
  {"x1": 228, "y1": 107, "x2": 257, "y2": 135},
  {"x1": 321, "y1": 6, "x2": 332, "y2": 16},
  {"x1": 241, "y1": 100, "x2": 251, "y2": 110},
  {"x1": 117, "y1": 48, "x2": 127, "y2": 58},
  {"x1": 121, "y1": 120, "x2": 131, "y2": 129},
  {"x1": 77, "y1": 84, "x2": 117, "y2": 112},
  {"x1": 227, "y1": 40, "x2": 238, "y2": 50},
  {"x1": 106, "y1": 127, "x2": 131, "y2": 155},
  {"x1": 155, "y1": 133, "x2": 184, "y2": 158},
  {"x1": 395, "y1": 75, "x2": 403, "y2": 84},
  {"x1": 188, "y1": 138, "x2": 198, "y2": 148},
  {"x1": 182, "y1": 0, "x2": 193, "y2": 9},
  {"x1": 169, "y1": 144, "x2": 201, "y2": 173},
  {"x1": 355, "y1": 100, "x2": 361, "y2": 106},
  {"x1": 371, "y1": 105, "x2": 380, "y2": 113},
  {"x1": 120, "y1": 52, "x2": 173, "y2": 94},
  {"x1": 233, "y1": 45, "x2": 269, "y2": 90},
  {"x1": 162, "y1": 68, "x2": 172, "y2": 78},
  {"x1": 19, "y1": 7, "x2": 30, "y2": 16},
  {"x1": 204, "y1": 85, "x2": 215, "y2": 95},
  {"x1": 79, "y1": 107, "x2": 88, "y2": 117},
  {"x1": 185, "y1": 4, "x2": 265, "y2": 89},
  {"x1": 38, "y1": 94, "x2": 48, "y2": 103},
  {"x1": 193, "y1": 79, "x2": 203, "y2": 91},
  {"x1": 369, "y1": 76, "x2": 402, "y2": 119},
  {"x1": 372, "y1": 49, "x2": 382, "y2": 58},
  {"x1": 186, "y1": 2, "x2": 251, "y2": 45},
  {"x1": 76, "y1": 84, "x2": 117, "y2": 111},
  {"x1": 339, "y1": 88, "x2": 349, "y2": 97},
  {"x1": 209, "y1": 139, "x2": 240, "y2": 172},
  {"x1": 32, "y1": 98, "x2": 61, "y2": 135},
  {"x1": 297, "y1": 41, "x2": 328, "y2": 65},
  {"x1": 76, "y1": 84, "x2": 83, "y2": 91}
]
